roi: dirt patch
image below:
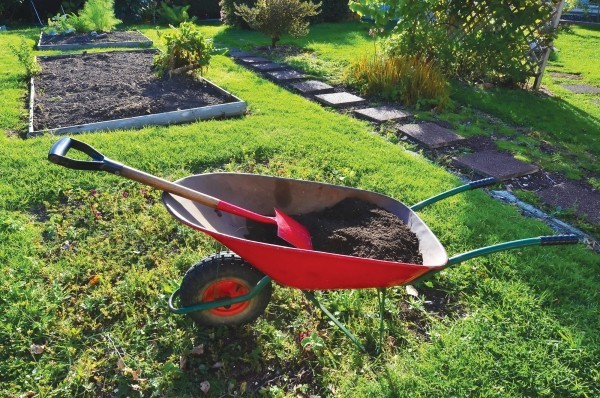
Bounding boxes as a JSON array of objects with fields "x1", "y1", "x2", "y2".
[
  {"x1": 40, "y1": 30, "x2": 149, "y2": 45},
  {"x1": 33, "y1": 50, "x2": 235, "y2": 130},
  {"x1": 247, "y1": 198, "x2": 423, "y2": 264}
]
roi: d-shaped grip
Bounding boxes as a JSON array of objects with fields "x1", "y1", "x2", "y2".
[{"x1": 48, "y1": 137, "x2": 123, "y2": 174}]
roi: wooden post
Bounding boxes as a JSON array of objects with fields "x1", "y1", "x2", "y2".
[{"x1": 533, "y1": 0, "x2": 566, "y2": 90}]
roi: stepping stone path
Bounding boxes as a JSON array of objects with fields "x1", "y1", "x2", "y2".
[
  {"x1": 239, "y1": 56, "x2": 271, "y2": 64},
  {"x1": 252, "y1": 63, "x2": 286, "y2": 71},
  {"x1": 536, "y1": 182, "x2": 600, "y2": 225},
  {"x1": 454, "y1": 150, "x2": 539, "y2": 180},
  {"x1": 550, "y1": 72, "x2": 582, "y2": 80},
  {"x1": 229, "y1": 50, "x2": 596, "y2": 229},
  {"x1": 562, "y1": 84, "x2": 600, "y2": 94},
  {"x1": 354, "y1": 106, "x2": 411, "y2": 123},
  {"x1": 291, "y1": 80, "x2": 334, "y2": 94},
  {"x1": 267, "y1": 69, "x2": 306, "y2": 81},
  {"x1": 228, "y1": 50, "x2": 256, "y2": 59},
  {"x1": 398, "y1": 123, "x2": 463, "y2": 148},
  {"x1": 314, "y1": 92, "x2": 366, "y2": 107}
]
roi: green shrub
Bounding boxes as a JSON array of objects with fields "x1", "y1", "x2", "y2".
[
  {"x1": 347, "y1": 53, "x2": 450, "y2": 110},
  {"x1": 79, "y1": 0, "x2": 122, "y2": 32},
  {"x1": 234, "y1": 0, "x2": 322, "y2": 47},
  {"x1": 67, "y1": 13, "x2": 92, "y2": 33},
  {"x1": 154, "y1": 21, "x2": 214, "y2": 77},
  {"x1": 8, "y1": 39, "x2": 40, "y2": 79},
  {"x1": 219, "y1": 0, "x2": 256, "y2": 27},
  {"x1": 46, "y1": 13, "x2": 74, "y2": 34},
  {"x1": 158, "y1": 1, "x2": 197, "y2": 25},
  {"x1": 350, "y1": 0, "x2": 558, "y2": 86}
]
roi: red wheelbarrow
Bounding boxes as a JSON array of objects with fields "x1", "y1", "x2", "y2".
[{"x1": 49, "y1": 138, "x2": 579, "y2": 351}]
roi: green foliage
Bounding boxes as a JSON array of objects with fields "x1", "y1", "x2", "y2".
[
  {"x1": 46, "y1": 13, "x2": 75, "y2": 34},
  {"x1": 158, "y1": 1, "x2": 197, "y2": 25},
  {"x1": 347, "y1": 53, "x2": 450, "y2": 109},
  {"x1": 234, "y1": 0, "x2": 322, "y2": 47},
  {"x1": 351, "y1": 0, "x2": 558, "y2": 85},
  {"x1": 8, "y1": 39, "x2": 40, "y2": 79},
  {"x1": 79, "y1": 0, "x2": 122, "y2": 32},
  {"x1": 219, "y1": 0, "x2": 257, "y2": 27},
  {"x1": 113, "y1": 0, "x2": 160, "y2": 23},
  {"x1": 154, "y1": 22, "x2": 213, "y2": 77}
]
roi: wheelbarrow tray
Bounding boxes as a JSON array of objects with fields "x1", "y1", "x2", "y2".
[{"x1": 163, "y1": 173, "x2": 447, "y2": 290}]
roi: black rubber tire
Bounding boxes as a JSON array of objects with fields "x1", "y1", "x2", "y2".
[{"x1": 179, "y1": 252, "x2": 272, "y2": 326}]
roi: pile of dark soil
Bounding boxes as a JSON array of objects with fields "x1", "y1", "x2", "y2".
[
  {"x1": 247, "y1": 198, "x2": 423, "y2": 264},
  {"x1": 40, "y1": 31, "x2": 148, "y2": 45},
  {"x1": 33, "y1": 50, "x2": 235, "y2": 130}
]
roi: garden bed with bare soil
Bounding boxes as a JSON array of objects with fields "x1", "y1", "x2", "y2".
[
  {"x1": 38, "y1": 30, "x2": 152, "y2": 50},
  {"x1": 30, "y1": 50, "x2": 246, "y2": 136}
]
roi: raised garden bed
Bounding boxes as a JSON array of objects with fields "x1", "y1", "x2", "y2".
[
  {"x1": 29, "y1": 50, "x2": 246, "y2": 137},
  {"x1": 37, "y1": 30, "x2": 153, "y2": 51}
]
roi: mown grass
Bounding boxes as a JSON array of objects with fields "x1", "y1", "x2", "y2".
[{"x1": 0, "y1": 24, "x2": 598, "y2": 397}]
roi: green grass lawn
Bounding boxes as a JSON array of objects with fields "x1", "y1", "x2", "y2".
[{"x1": 0, "y1": 24, "x2": 598, "y2": 397}]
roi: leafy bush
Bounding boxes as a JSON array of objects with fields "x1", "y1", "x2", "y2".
[
  {"x1": 350, "y1": 0, "x2": 558, "y2": 86},
  {"x1": 9, "y1": 39, "x2": 40, "y2": 79},
  {"x1": 46, "y1": 13, "x2": 75, "y2": 34},
  {"x1": 219, "y1": 0, "x2": 256, "y2": 27},
  {"x1": 79, "y1": 0, "x2": 122, "y2": 32},
  {"x1": 158, "y1": 1, "x2": 197, "y2": 25},
  {"x1": 67, "y1": 13, "x2": 92, "y2": 33},
  {"x1": 347, "y1": 53, "x2": 450, "y2": 110},
  {"x1": 154, "y1": 21, "x2": 214, "y2": 77},
  {"x1": 234, "y1": 0, "x2": 322, "y2": 47}
]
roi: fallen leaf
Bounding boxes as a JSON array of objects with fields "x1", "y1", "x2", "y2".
[
  {"x1": 200, "y1": 380, "x2": 210, "y2": 394},
  {"x1": 190, "y1": 344, "x2": 204, "y2": 356},
  {"x1": 19, "y1": 391, "x2": 35, "y2": 398},
  {"x1": 211, "y1": 361, "x2": 223, "y2": 369},
  {"x1": 30, "y1": 344, "x2": 45, "y2": 355},
  {"x1": 132, "y1": 370, "x2": 147, "y2": 382},
  {"x1": 89, "y1": 275, "x2": 101, "y2": 286},
  {"x1": 406, "y1": 285, "x2": 419, "y2": 297},
  {"x1": 117, "y1": 358, "x2": 125, "y2": 370},
  {"x1": 240, "y1": 381, "x2": 247, "y2": 394},
  {"x1": 131, "y1": 384, "x2": 142, "y2": 391},
  {"x1": 179, "y1": 355, "x2": 187, "y2": 370}
]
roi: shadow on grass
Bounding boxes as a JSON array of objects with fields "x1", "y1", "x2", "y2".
[{"x1": 451, "y1": 83, "x2": 600, "y2": 151}]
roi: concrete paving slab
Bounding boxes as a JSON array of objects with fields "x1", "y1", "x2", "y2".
[
  {"x1": 454, "y1": 150, "x2": 539, "y2": 180},
  {"x1": 267, "y1": 69, "x2": 306, "y2": 81},
  {"x1": 550, "y1": 72, "x2": 582, "y2": 80},
  {"x1": 537, "y1": 182, "x2": 600, "y2": 224},
  {"x1": 354, "y1": 106, "x2": 412, "y2": 123},
  {"x1": 562, "y1": 84, "x2": 600, "y2": 94},
  {"x1": 398, "y1": 122, "x2": 463, "y2": 148},
  {"x1": 314, "y1": 92, "x2": 365, "y2": 107},
  {"x1": 239, "y1": 56, "x2": 271, "y2": 64},
  {"x1": 252, "y1": 62, "x2": 287, "y2": 71},
  {"x1": 290, "y1": 80, "x2": 334, "y2": 94},
  {"x1": 228, "y1": 50, "x2": 255, "y2": 58}
]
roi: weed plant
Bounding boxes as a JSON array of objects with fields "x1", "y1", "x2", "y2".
[{"x1": 8, "y1": 39, "x2": 40, "y2": 79}]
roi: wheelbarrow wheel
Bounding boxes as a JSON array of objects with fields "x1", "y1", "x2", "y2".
[{"x1": 179, "y1": 252, "x2": 272, "y2": 326}]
